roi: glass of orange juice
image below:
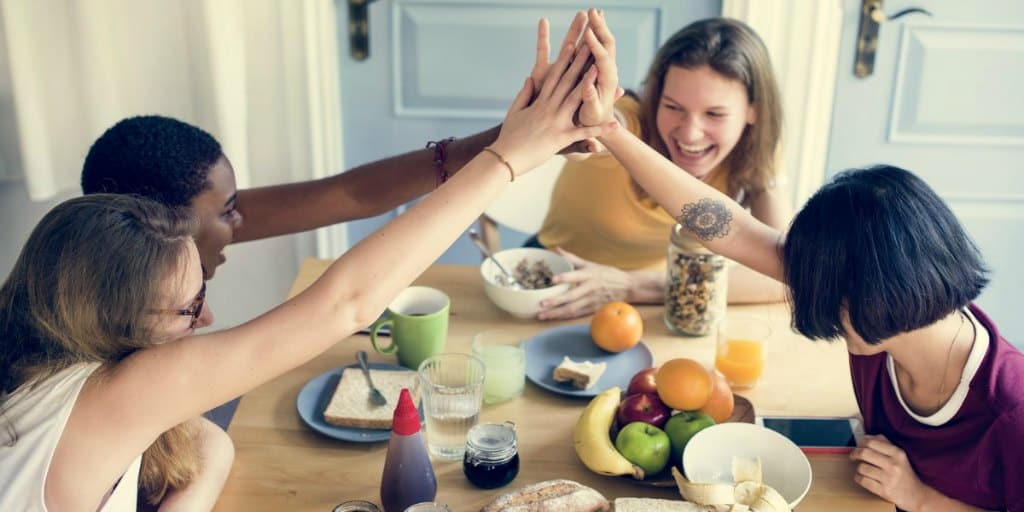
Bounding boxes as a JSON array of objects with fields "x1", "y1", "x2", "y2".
[{"x1": 715, "y1": 316, "x2": 771, "y2": 389}]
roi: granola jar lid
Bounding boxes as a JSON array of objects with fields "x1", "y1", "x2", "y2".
[{"x1": 670, "y1": 223, "x2": 714, "y2": 253}]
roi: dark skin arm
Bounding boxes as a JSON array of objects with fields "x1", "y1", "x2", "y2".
[
  {"x1": 232, "y1": 126, "x2": 500, "y2": 242},
  {"x1": 233, "y1": 13, "x2": 595, "y2": 244}
]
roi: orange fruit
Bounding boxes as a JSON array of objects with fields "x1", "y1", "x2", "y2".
[
  {"x1": 699, "y1": 372, "x2": 735, "y2": 423},
  {"x1": 655, "y1": 358, "x2": 714, "y2": 411},
  {"x1": 589, "y1": 301, "x2": 643, "y2": 353}
]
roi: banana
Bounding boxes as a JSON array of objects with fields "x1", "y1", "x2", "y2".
[
  {"x1": 671, "y1": 466, "x2": 737, "y2": 505},
  {"x1": 733, "y1": 456, "x2": 762, "y2": 484},
  {"x1": 572, "y1": 386, "x2": 644, "y2": 479},
  {"x1": 672, "y1": 458, "x2": 792, "y2": 511}
]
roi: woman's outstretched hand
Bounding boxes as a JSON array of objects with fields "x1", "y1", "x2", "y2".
[
  {"x1": 490, "y1": 18, "x2": 619, "y2": 180},
  {"x1": 577, "y1": 8, "x2": 620, "y2": 127}
]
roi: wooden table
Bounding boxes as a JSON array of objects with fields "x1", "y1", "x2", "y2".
[{"x1": 215, "y1": 259, "x2": 891, "y2": 511}]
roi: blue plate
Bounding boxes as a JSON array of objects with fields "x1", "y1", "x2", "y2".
[
  {"x1": 295, "y1": 363, "x2": 422, "y2": 442},
  {"x1": 524, "y1": 324, "x2": 654, "y2": 398}
]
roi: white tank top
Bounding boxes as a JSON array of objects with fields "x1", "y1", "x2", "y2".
[{"x1": 0, "y1": 363, "x2": 141, "y2": 511}]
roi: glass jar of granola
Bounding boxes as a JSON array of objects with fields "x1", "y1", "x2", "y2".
[{"x1": 664, "y1": 223, "x2": 728, "y2": 336}]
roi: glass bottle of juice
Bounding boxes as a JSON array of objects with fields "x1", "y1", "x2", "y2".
[{"x1": 380, "y1": 389, "x2": 437, "y2": 512}]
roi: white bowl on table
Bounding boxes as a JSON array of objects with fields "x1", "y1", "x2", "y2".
[
  {"x1": 480, "y1": 247, "x2": 573, "y2": 318},
  {"x1": 682, "y1": 422, "x2": 813, "y2": 509}
]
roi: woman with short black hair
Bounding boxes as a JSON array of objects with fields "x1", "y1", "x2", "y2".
[{"x1": 593, "y1": 75, "x2": 1024, "y2": 511}]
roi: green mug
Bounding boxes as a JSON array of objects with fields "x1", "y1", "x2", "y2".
[{"x1": 370, "y1": 286, "x2": 450, "y2": 370}]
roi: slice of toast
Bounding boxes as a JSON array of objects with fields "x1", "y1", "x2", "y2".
[
  {"x1": 552, "y1": 356, "x2": 607, "y2": 390},
  {"x1": 322, "y1": 368, "x2": 419, "y2": 429},
  {"x1": 613, "y1": 497, "x2": 714, "y2": 511}
]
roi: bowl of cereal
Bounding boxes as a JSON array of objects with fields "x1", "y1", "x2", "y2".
[{"x1": 480, "y1": 247, "x2": 573, "y2": 318}]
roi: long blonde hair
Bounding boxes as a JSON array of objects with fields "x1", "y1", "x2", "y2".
[
  {"x1": 638, "y1": 17, "x2": 783, "y2": 198},
  {"x1": 0, "y1": 194, "x2": 201, "y2": 504}
]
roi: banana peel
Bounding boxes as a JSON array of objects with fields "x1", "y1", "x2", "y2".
[
  {"x1": 572, "y1": 386, "x2": 645, "y2": 479},
  {"x1": 671, "y1": 456, "x2": 791, "y2": 511}
]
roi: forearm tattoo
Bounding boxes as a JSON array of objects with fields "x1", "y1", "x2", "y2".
[{"x1": 678, "y1": 198, "x2": 733, "y2": 241}]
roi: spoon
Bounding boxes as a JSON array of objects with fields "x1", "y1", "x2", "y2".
[
  {"x1": 356, "y1": 350, "x2": 388, "y2": 406},
  {"x1": 467, "y1": 228, "x2": 522, "y2": 289}
]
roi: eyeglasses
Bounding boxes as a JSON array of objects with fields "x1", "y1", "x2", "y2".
[{"x1": 151, "y1": 281, "x2": 206, "y2": 329}]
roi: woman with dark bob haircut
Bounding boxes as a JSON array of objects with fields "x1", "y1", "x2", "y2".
[{"x1": 588, "y1": 87, "x2": 1024, "y2": 512}]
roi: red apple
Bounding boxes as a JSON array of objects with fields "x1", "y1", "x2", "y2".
[
  {"x1": 626, "y1": 367, "x2": 659, "y2": 396},
  {"x1": 616, "y1": 393, "x2": 671, "y2": 429}
]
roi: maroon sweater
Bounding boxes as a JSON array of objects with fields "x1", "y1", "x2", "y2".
[{"x1": 849, "y1": 305, "x2": 1024, "y2": 511}]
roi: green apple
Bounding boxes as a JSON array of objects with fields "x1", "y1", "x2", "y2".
[
  {"x1": 614, "y1": 421, "x2": 671, "y2": 476},
  {"x1": 663, "y1": 411, "x2": 715, "y2": 468}
]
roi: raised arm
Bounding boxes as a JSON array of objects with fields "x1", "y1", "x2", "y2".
[
  {"x1": 232, "y1": 12, "x2": 593, "y2": 243},
  {"x1": 231, "y1": 126, "x2": 499, "y2": 242},
  {"x1": 113, "y1": 20, "x2": 618, "y2": 437},
  {"x1": 600, "y1": 127, "x2": 784, "y2": 281}
]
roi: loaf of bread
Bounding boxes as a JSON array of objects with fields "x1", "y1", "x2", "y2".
[
  {"x1": 612, "y1": 497, "x2": 714, "y2": 511},
  {"x1": 552, "y1": 356, "x2": 607, "y2": 390},
  {"x1": 480, "y1": 479, "x2": 609, "y2": 512},
  {"x1": 322, "y1": 368, "x2": 419, "y2": 429}
]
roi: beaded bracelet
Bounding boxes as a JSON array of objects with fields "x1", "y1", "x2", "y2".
[
  {"x1": 483, "y1": 147, "x2": 515, "y2": 182},
  {"x1": 426, "y1": 137, "x2": 455, "y2": 188}
]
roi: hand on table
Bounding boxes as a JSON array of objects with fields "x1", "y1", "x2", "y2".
[
  {"x1": 850, "y1": 435, "x2": 931, "y2": 510},
  {"x1": 537, "y1": 247, "x2": 633, "y2": 320}
]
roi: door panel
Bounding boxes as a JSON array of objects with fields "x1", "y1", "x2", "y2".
[
  {"x1": 337, "y1": 0, "x2": 719, "y2": 264},
  {"x1": 827, "y1": 0, "x2": 1024, "y2": 342}
]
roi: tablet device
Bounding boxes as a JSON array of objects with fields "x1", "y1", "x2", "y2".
[{"x1": 756, "y1": 416, "x2": 863, "y2": 454}]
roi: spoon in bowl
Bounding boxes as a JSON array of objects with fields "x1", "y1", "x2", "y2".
[{"x1": 467, "y1": 228, "x2": 522, "y2": 290}]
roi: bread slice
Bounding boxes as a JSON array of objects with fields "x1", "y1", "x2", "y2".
[
  {"x1": 613, "y1": 498, "x2": 714, "y2": 511},
  {"x1": 552, "y1": 356, "x2": 607, "y2": 390},
  {"x1": 481, "y1": 479, "x2": 609, "y2": 512},
  {"x1": 322, "y1": 368, "x2": 419, "y2": 429}
]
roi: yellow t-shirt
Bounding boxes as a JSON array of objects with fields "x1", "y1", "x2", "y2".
[{"x1": 537, "y1": 96, "x2": 731, "y2": 270}]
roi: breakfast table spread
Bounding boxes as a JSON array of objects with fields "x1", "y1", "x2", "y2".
[{"x1": 212, "y1": 259, "x2": 892, "y2": 511}]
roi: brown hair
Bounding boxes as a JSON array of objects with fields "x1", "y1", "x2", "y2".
[
  {"x1": 638, "y1": 17, "x2": 783, "y2": 197},
  {"x1": 0, "y1": 194, "x2": 201, "y2": 504}
]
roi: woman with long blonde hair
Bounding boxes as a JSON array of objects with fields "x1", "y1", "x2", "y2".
[{"x1": 0, "y1": 11, "x2": 619, "y2": 509}]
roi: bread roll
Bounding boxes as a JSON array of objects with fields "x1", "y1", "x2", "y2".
[{"x1": 480, "y1": 479, "x2": 609, "y2": 512}]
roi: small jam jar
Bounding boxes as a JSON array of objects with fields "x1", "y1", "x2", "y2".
[{"x1": 463, "y1": 421, "x2": 519, "y2": 489}]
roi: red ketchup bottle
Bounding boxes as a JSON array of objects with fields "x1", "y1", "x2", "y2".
[{"x1": 380, "y1": 388, "x2": 436, "y2": 512}]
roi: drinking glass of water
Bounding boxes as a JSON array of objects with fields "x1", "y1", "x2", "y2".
[
  {"x1": 471, "y1": 330, "x2": 526, "y2": 404},
  {"x1": 417, "y1": 353, "x2": 485, "y2": 460}
]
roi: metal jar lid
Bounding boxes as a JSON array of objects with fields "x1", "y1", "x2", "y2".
[
  {"x1": 333, "y1": 500, "x2": 380, "y2": 512},
  {"x1": 465, "y1": 421, "x2": 517, "y2": 463}
]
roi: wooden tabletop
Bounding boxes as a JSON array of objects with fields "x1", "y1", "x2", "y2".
[{"x1": 214, "y1": 259, "x2": 891, "y2": 511}]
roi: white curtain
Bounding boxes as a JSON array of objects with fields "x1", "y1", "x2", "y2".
[{"x1": 0, "y1": 0, "x2": 343, "y2": 202}]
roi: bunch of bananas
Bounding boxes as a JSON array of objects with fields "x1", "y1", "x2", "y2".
[{"x1": 571, "y1": 387, "x2": 645, "y2": 479}]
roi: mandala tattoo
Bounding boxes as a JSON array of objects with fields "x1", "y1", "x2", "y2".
[{"x1": 678, "y1": 198, "x2": 733, "y2": 241}]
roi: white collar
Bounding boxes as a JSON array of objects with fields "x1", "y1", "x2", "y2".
[{"x1": 886, "y1": 308, "x2": 990, "y2": 426}]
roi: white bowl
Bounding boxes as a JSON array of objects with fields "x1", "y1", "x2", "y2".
[
  {"x1": 480, "y1": 247, "x2": 573, "y2": 318},
  {"x1": 682, "y1": 423, "x2": 812, "y2": 509}
]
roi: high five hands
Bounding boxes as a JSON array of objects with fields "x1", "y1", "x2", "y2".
[
  {"x1": 488, "y1": 9, "x2": 620, "y2": 179},
  {"x1": 530, "y1": 9, "x2": 622, "y2": 154}
]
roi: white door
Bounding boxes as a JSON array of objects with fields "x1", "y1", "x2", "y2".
[
  {"x1": 826, "y1": 0, "x2": 1024, "y2": 342},
  {"x1": 336, "y1": 0, "x2": 720, "y2": 264}
]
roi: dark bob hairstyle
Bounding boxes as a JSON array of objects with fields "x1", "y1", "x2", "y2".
[{"x1": 783, "y1": 165, "x2": 988, "y2": 344}]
